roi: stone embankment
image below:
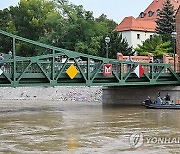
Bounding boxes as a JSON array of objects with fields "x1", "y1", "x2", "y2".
[{"x1": 0, "y1": 87, "x2": 102, "y2": 102}]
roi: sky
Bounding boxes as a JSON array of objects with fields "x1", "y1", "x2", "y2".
[{"x1": 0, "y1": 0, "x2": 153, "y2": 23}]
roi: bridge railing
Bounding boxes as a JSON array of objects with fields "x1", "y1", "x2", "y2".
[
  {"x1": 3, "y1": 58, "x2": 178, "y2": 75},
  {"x1": 0, "y1": 55, "x2": 179, "y2": 86}
]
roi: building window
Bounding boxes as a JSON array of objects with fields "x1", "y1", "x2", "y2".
[
  {"x1": 156, "y1": 9, "x2": 161, "y2": 16},
  {"x1": 139, "y1": 12, "x2": 146, "y2": 18},
  {"x1": 150, "y1": 35, "x2": 153, "y2": 39},
  {"x1": 137, "y1": 34, "x2": 140, "y2": 39},
  {"x1": 148, "y1": 11, "x2": 154, "y2": 17}
]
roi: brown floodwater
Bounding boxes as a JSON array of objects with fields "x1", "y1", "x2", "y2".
[{"x1": 0, "y1": 100, "x2": 180, "y2": 154}]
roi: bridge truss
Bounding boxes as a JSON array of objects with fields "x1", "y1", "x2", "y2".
[{"x1": 0, "y1": 30, "x2": 179, "y2": 87}]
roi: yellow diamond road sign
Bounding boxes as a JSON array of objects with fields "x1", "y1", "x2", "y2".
[{"x1": 66, "y1": 64, "x2": 79, "y2": 79}]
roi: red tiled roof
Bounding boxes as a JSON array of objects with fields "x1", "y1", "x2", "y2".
[
  {"x1": 115, "y1": 0, "x2": 180, "y2": 32},
  {"x1": 137, "y1": 0, "x2": 180, "y2": 21},
  {"x1": 115, "y1": 16, "x2": 156, "y2": 32},
  {"x1": 138, "y1": 20, "x2": 156, "y2": 32},
  {"x1": 114, "y1": 16, "x2": 144, "y2": 31}
]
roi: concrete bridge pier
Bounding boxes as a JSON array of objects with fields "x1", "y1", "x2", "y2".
[{"x1": 102, "y1": 86, "x2": 180, "y2": 106}]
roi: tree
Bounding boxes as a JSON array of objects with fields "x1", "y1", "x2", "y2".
[
  {"x1": 7, "y1": 0, "x2": 59, "y2": 56},
  {"x1": 96, "y1": 14, "x2": 117, "y2": 31},
  {"x1": 0, "y1": 0, "x2": 121, "y2": 57},
  {"x1": 0, "y1": 8, "x2": 16, "y2": 52},
  {"x1": 99, "y1": 32, "x2": 132, "y2": 59},
  {"x1": 155, "y1": 0, "x2": 176, "y2": 41},
  {"x1": 135, "y1": 35, "x2": 172, "y2": 58},
  {"x1": 155, "y1": 41, "x2": 173, "y2": 57},
  {"x1": 58, "y1": 3, "x2": 117, "y2": 55},
  {"x1": 11, "y1": 0, "x2": 56, "y2": 40}
]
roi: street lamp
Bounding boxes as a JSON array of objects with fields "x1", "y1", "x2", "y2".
[
  {"x1": 171, "y1": 32, "x2": 177, "y2": 72},
  {"x1": 105, "y1": 36, "x2": 110, "y2": 58}
]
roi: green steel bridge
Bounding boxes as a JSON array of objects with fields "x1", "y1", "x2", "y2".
[{"x1": 0, "y1": 29, "x2": 180, "y2": 87}]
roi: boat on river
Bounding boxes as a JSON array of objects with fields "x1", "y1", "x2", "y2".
[{"x1": 142, "y1": 96, "x2": 180, "y2": 109}]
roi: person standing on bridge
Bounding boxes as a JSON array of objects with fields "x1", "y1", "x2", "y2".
[
  {"x1": 126, "y1": 55, "x2": 133, "y2": 72},
  {"x1": 149, "y1": 59, "x2": 153, "y2": 73},
  {"x1": 0, "y1": 53, "x2": 4, "y2": 69},
  {"x1": 8, "y1": 50, "x2": 12, "y2": 58},
  {"x1": 154, "y1": 58, "x2": 160, "y2": 73}
]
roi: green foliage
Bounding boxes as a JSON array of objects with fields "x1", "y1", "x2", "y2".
[
  {"x1": 0, "y1": 8, "x2": 17, "y2": 53},
  {"x1": 155, "y1": 0, "x2": 176, "y2": 41},
  {"x1": 99, "y1": 31, "x2": 132, "y2": 59},
  {"x1": 96, "y1": 14, "x2": 117, "y2": 31},
  {"x1": 0, "y1": 0, "x2": 132, "y2": 58},
  {"x1": 12, "y1": 0, "x2": 56, "y2": 40},
  {"x1": 135, "y1": 35, "x2": 172, "y2": 58},
  {"x1": 155, "y1": 41, "x2": 173, "y2": 57},
  {"x1": 75, "y1": 36, "x2": 102, "y2": 56},
  {"x1": 135, "y1": 35, "x2": 162, "y2": 54}
]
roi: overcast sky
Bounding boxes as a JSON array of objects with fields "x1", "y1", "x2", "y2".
[{"x1": 0, "y1": 0, "x2": 153, "y2": 23}]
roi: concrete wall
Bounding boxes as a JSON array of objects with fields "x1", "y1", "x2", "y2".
[
  {"x1": 0, "y1": 87, "x2": 102, "y2": 102},
  {"x1": 102, "y1": 86, "x2": 180, "y2": 106}
]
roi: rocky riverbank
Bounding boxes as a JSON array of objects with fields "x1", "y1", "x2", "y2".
[{"x1": 0, "y1": 87, "x2": 102, "y2": 102}]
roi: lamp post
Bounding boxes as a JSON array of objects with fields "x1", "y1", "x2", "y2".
[
  {"x1": 52, "y1": 39, "x2": 56, "y2": 46},
  {"x1": 105, "y1": 36, "x2": 110, "y2": 58},
  {"x1": 171, "y1": 32, "x2": 177, "y2": 72}
]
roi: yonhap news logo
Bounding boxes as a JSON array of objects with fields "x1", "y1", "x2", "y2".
[
  {"x1": 129, "y1": 131, "x2": 144, "y2": 148},
  {"x1": 129, "y1": 131, "x2": 180, "y2": 148}
]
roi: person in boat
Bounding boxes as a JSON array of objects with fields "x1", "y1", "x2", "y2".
[
  {"x1": 144, "y1": 96, "x2": 152, "y2": 106},
  {"x1": 164, "y1": 93, "x2": 173, "y2": 105},
  {"x1": 155, "y1": 92, "x2": 163, "y2": 105},
  {"x1": 165, "y1": 93, "x2": 170, "y2": 101}
]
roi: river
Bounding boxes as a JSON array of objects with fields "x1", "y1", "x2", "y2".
[{"x1": 0, "y1": 100, "x2": 180, "y2": 154}]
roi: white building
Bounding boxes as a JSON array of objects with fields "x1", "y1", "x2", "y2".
[{"x1": 115, "y1": 0, "x2": 180, "y2": 50}]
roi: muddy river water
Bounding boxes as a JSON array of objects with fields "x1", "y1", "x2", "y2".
[{"x1": 0, "y1": 100, "x2": 180, "y2": 153}]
